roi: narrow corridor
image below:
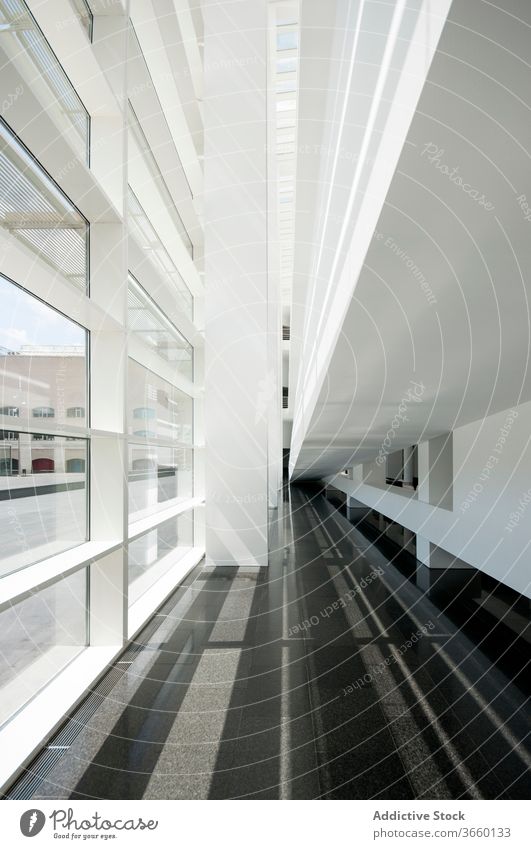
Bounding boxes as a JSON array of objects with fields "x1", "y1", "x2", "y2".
[{"x1": 8, "y1": 485, "x2": 530, "y2": 800}]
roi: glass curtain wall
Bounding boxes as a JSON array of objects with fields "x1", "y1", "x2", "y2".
[
  {"x1": 0, "y1": 0, "x2": 90, "y2": 163},
  {"x1": 0, "y1": 119, "x2": 89, "y2": 292},
  {"x1": 0, "y1": 567, "x2": 88, "y2": 727},
  {"x1": 0, "y1": 0, "x2": 201, "y2": 765},
  {"x1": 128, "y1": 188, "x2": 192, "y2": 319},
  {"x1": 0, "y1": 275, "x2": 88, "y2": 576},
  {"x1": 127, "y1": 274, "x2": 193, "y2": 380},
  {"x1": 128, "y1": 510, "x2": 193, "y2": 605}
]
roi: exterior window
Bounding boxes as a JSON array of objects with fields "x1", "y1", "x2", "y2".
[
  {"x1": 67, "y1": 407, "x2": 85, "y2": 418},
  {"x1": 0, "y1": 456, "x2": 17, "y2": 474},
  {"x1": 32, "y1": 433, "x2": 55, "y2": 441},
  {"x1": 128, "y1": 510, "x2": 193, "y2": 606},
  {"x1": 133, "y1": 407, "x2": 155, "y2": 420},
  {"x1": 0, "y1": 275, "x2": 88, "y2": 430},
  {"x1": 128, "y1": 103, "x2": 193, "y2": 259},
  {"x1": 0, "y1": 434, "x2": 88, "y2": 577},
  {"x1": 128, "y1": 359, "x2": 193, "y2": 444},
  {"x1": 66, "y1": 458, "x2": 85, "y2": 472},
  {"x1": 277, "y1": 31, "x2": 298, "y2": 50},
  {"x1": 0, "y1": 120, "x2": 89, "y2": 292},
  {"x1": 127, "y1": 275, "x2": 193, "y2": 379},
  {"x1": 0, "y1": 0, "x2": 90, "y2": 163},
  {"x1": 128, "y1": 443, "x2": 193, "y2": 521},
  {"x1": 128, "y1": 189, "x2": 192, "y2": 319},
  {"x1": 0, "y1": 568, "x2": 88, "y2": 728}
]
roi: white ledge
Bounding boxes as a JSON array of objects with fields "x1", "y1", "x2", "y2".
[
  {"x1": 128, "y1": 496, "x2": 204, "y2": 541},
  {"x1": 0, "y1": 539, "x2": 122, "y2": 609}
]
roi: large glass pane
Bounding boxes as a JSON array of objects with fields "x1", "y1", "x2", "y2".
[
  {"x1": 128, "y1": 358, "x2": 193, "y2": 444},
  {"x1": 128, "y1": 188, "x2": 192, "y2": 319},
  {"x1": 128, "y1": 103, "x2": 193, "y2": 257},
  {"x1": 276, "y1": 30, "x2": 298, "y2": 50},
  {"x1": 128, "y1": 443, "x2": 193, "y2": 521},
  {"x1": 128, "y1": 23, "x2": 193, "y2": 202},
  {"x1": 128, "y1": 510, "x2": 193, "y2": 605},
  {"x1": 127, "y1": 275, "x2": 193, "y2": 380},
  {"x1": 0, "y1": 568, "x2": 88, "y2": 727},
  {"x1": 0, "y1": 121, "x2": 88, "y2": 291},
  {"x1": 0, "y1": 0, "x2": 90, "y2": 162},
  {"x1": 0, "y1": 275, "x2": 88, "y2": 430},
  {"x1": 0, "y1": 435, "x2": 88, "y2": 577}
]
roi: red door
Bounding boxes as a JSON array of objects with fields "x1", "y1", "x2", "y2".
[{"x1": 32, "y1": 458, "x2": 55, "y2": 473}]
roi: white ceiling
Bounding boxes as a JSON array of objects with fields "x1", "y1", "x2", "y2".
[{"x1": 290, "y1": 0, "x2": 531, "y2": 478}]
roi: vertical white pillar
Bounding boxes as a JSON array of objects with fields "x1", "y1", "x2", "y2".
[
  {"x1": 418, "y1": 434, "x2": 453, "y2": 509},
  {"x1": 18, "y1": 433, "x2": 31, "y2": 476},
  {"x1": 203, "y1": 0, "x2": 270, "y2": 567},
  {"x1": 403, "y1": 445, "x2": 415, "y2": 485},
  {"x1": 89, "y1": 11, "x2": 129, "y2": 642},
  {"x1": 266, "y1": 2, "x2": 282, "y2": 509}
]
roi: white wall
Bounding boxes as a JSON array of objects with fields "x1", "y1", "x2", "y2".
[{"x1": 327, "y1": 400, "x2": 531, "y2": 599}]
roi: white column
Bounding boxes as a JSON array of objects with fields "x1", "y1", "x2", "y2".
[
  {"x1": 418, "y1": 434, "x2": 453, "y2": 509},
  {"x1": 203, "y1": 0, "x2": 269, "y2": 567},
  {"x1": 403, "y1": 445, "x2": 415, "y2": 485},
  {"x1": 18, "y1": 433, "x2": 32, "y2": 476},
  {"x1": 346, "y1": 496, "x2": 369, "y2": 523},
  {"x1": 89, "y1": 11, "x2": 128, "y2": 642}
]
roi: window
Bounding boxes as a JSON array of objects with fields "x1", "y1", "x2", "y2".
[
  {"x1": 67, "y1": 407, "x2": 85, "y2": 418},
  {"x1": 128, "y1": 510, "x2": 193, "y2": 606},
  {"x1": 0, "y1": 456, "x2": 17, "y2": 474},
  {"x1": 66, "y1": 457, "x2": 85, "y2": 472},
  {"x1": 69, "y1": 0, "x2": 93, "y2": 41},
  {"x1": 128, "y1": 189, "x2": 192, "y2": 319},
  {"x1": 128, "y1": 359, "x2": 193, "y2": 444},
  {"x1": 133, "y1": 407, "x2": 155, "y2": 420},
  {"x1": 277, "y1": 31, "x2": 298, "y2": 51},
  {"x1": 128, "y1": 275, "x2": 193, "y2": 380},
  {"x1": 0, "y1": 0, "x2": 90, "y2": 163},
  {"x1": 128, "y1": 103, "x2": 193, "y2": 258},
  {"x1": 0, "y1": 275, "x2": 88, "y2": 430},
  {"x1": 33, "y1": 433, "x2": 55, "y2": 441},
  {"x1": 0, "y1": 568, "x2": 88, "y2": 728},
  {"x1": 277, "y1": 81, "x2": 297, "y2": 94},
  {"x1": 128, "y1": 23, "x2": 193, "y2": 201},
  {"x1": 128, "y1": 443, "x2": 193, "y2": 521},
  {"x1": 277, "y1": 58, "x2": 297, "y2": 73},
  {"x1": 0, "y1": 435, "x2": 88, "y2": 578},
  {"x1": 0, "y1": 120, "x2": 89, "y2": 292}
]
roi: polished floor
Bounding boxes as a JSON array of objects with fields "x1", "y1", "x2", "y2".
[{"x1": 10, "y1": 484, "x2": 531, "y2": 799}]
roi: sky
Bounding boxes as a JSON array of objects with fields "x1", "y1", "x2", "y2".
[{"x1": 0, "y1": 275, "x2": 85, "y2": 352}]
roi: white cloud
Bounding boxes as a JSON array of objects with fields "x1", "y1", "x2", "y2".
[{"x1": 0, "y1": 327, "x2": 30, "y2": 349}]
